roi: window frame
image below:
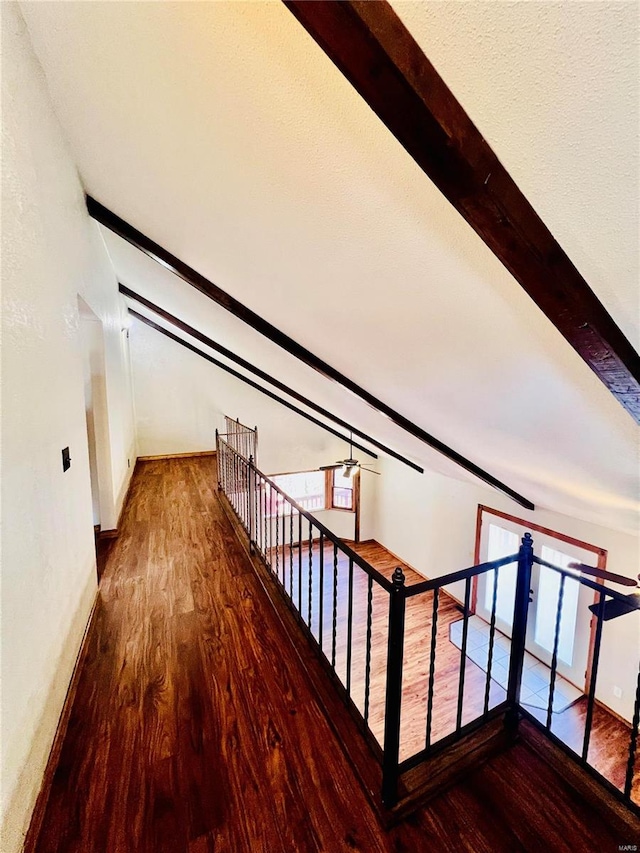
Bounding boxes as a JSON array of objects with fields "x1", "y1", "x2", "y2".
[{"x1": 325, "y1": 467, "x2": 359, "y2": 513}]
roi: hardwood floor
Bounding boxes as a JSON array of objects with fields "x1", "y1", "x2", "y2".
[
  {"x1": 263, "y1": 537, "x2": 507, "y2": 763},
  {"x1": 27, "y1": 457, "x2": 637, "y2": 852}
]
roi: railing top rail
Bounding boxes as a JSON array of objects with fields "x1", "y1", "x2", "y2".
[
  {"x1": 533, "y1": 555, "x2": 640, "y2": 606},
  {"x1": 218, "y1": 436, "x2": 393, "y2": 592},
  {"x1": 223, "y1": 416, "x2": 256, "y2": 434},
  {"x1": 404, "y1": 553, "x2": 520, "y2": 597},
  {"x1": 217, "y1": 435, "x2": 253, "y2": 464}
]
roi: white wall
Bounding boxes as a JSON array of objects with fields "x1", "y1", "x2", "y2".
[
  {"x1": 373, "y1": 455, "x2": 640, "y2": 722},
  {"x1": 0, "y1": 5, "x2": 136, "y2": 850},
  {"x1": 129, "y1": 317, "x2": 381, "y2": 541},
  {"x1": 130, "y1": 316, "x2": 372, "y2": 475}
]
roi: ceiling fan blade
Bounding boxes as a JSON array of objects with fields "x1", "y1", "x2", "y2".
[
  {"x1": 568, "y1": 562, "x2": 638, "y2": 587},
  {"x1": 360, "y1": 466, "x2": 381, "y2": 475},
  {"x1": 319, "y1": 464, "x2": 342, "y2": 471}
]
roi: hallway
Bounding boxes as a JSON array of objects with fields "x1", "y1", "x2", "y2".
[{"x1": 27, "y1": 457, "x2": 632, "y2": 852}]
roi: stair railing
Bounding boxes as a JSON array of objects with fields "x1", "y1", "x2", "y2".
[
  {"x1": 220, "y1": 415, "x2": 258, "y2": 465},
  {"x1": 215, "y1": 434, "x2": 639, "y2": 814}
]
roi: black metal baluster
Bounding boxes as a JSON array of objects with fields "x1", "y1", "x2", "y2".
[
  {"x1": 263, "y1": 481, "x2": 268, "y2": 562},
  {"x1": 456, "y1": 578, "x2": 472, "y2": 731},
  {"x1": 582, "y1": 591, "x2": 606, "y2": 762},
  {"x1": 234, "y1": 455, "x2": 238, "y2": 515},
  {"x1": 275, "y1": 499, "x2": 280, "y2": 584},
  {"x1": 546, "y1": 574, "x2": 566, "y2": 729},
  {"x1": 624, "y1": 664, "x2": 640, "y2": 800},
  {"x1": 318, "y1": 532, "x2": 324, "y2": 650},
  {"x1": 242, "y1": 458, "x2": 246, "y2": 529},
  {"x1": 483, "y1": 567, "x2": 500, "y2": 715},
  {"x1": 364, "y1": 575, "x2": 373, "y2": 726},
  {"x1": 232, "y1": 453, "x2": 236, "y2": 513},
  {"x1": 289, "y1": 509, "x2": 294, "y2": 600},
  {"x1": 425, "y1": 588, "x2": 439, "y2": 749},
  {"x1": 506, "y1": 533, "x2": 534, "y2": 729},
  {"x1": 267, "y1": 484, "x2": 273, "y2": 572},
  {"x1": 298, "y1": 511, "x2": 303, "y2": 615},
  {"x1": 346, "y1": 557, "x2": 354, "y2": 696},
  {"x1": 230, "y1": 452, "x2": 235, "y2": 511},
  {"x1": 246, "y1": 458, "x2": 250, "y2": 532},
  {"x1": 258, "y1": 477, "x2": 264, "y2": 557},
  {"x1": 247, "y1": 457, "x2": 254, "y2": 550},
  {"x1": 331, "y1": 544, "x2": 338, "y2": 669},
  {"x1": 281, "y1": 502, "x2": 286, "y2": 586},
  {"x1": 381, "y1": 568, "x2": 407, "y2": 809},
  {"x1": 308, "y1": 520, "x2": 313, "y2": 629}
]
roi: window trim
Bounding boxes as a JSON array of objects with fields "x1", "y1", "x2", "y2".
[{"x1": 325, "y1": 468, "x2": 358, "y2": 513}]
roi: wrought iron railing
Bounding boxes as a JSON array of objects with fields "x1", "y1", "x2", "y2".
[
  {"x1": 221, "y1": 416, "x2": 258, "y2": 464},
  {"x1": 215, "y1": 435, "x2": 639, "y2": 813}
]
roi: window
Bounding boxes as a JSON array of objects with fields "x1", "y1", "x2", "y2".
[
  {"x1": 265, "y1": 468, "x2": 359, "y2": 516},
  {"x1": 268, "y1": 471, "x2": 325, "y2": 516},
  {"x1": 330, "y1": 468, "x2": 354, "y2": 510}
]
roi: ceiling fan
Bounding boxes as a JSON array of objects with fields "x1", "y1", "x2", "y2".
[
  {"x1": 319, "y1": 433, "x2": 380, "y2": 478},
  {"x1": 568, "y1": 562, "x2": 640, "y2": 621}
]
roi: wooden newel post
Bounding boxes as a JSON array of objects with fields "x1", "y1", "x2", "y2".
[
  {"x1": 505, "y1": 532, "x2": 534, "y2": 730},
  {"x1": 382, "y1": 567, "x2": 407, "y2": 809}
]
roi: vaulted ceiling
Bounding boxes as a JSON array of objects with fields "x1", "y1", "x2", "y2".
[{"x1": 20, "y1": 1, "x2": 639, "y2": 534}]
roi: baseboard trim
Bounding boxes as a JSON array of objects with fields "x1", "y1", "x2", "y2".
[
  {"x1": 137, "y1": 450, "x2": 216, "y2": 461},
  {"x1": 98, "y1": 528, "x2": 118, "y2": 540},
  {"x1": 96, "y1": 458, "x2": 139, "y2": 542},
  {"x1": 22, "y1": 590, "x2": 99, "y2": 853}
]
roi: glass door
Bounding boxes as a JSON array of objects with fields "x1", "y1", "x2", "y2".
[
  {"x1": 526, "y1": 542, "x2": 596, "y2": 689},
  {"x1": 476, "y1": 514, "x2": 599, "y2": 691}
]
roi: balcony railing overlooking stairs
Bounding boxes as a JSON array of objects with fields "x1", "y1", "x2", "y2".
[
  {"x1": 221, "y1": 416, "x2": 258, "y2": 465},
  {"x1": 215, "y1": 434, "x2": 640, "y2": 814}
]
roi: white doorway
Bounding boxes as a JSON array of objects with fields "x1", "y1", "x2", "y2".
[
  {"x1": 79, "y1": 297, "x2": 116, "y2": 541},
  {"x1": 474, "y1": 508, "x2": 605, "y2": 692}
]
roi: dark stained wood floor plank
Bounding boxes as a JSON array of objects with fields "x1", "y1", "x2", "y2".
[{"x1": 26, "y1": 457, "x2": 636, "y2": 852}]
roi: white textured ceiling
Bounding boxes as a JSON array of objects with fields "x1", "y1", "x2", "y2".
[{"x1": 19, "y1": 0, "x2": 639, "y2": 534}]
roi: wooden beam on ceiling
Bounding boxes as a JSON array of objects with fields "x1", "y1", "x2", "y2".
[
  {"x1": 128, "y1": 308, "x2": 379, "y2": 459},
  {"x1": 121, "y1": 284, "x2": 421, "y2": 472},
  {"x1": 283, "y1": 0, "x2": 640, "y2": 423},
  {"x1": 88, "y1": 198, "x2": 534, "y2": 508}
]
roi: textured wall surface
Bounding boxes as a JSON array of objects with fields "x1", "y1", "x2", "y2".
[{"x1": 0, "y1": 5, "x2": 136, "y2": 849}]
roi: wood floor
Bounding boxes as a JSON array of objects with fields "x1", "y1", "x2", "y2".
[
  {"x1": 264, "y1": 537, "x2": 507, "y2": 763},
  {"x1": 27, "y1": 457, "x2": 637, "y2": 852}
]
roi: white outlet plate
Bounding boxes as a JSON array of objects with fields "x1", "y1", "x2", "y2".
[{"x1": 613, "y1": 686, "x2": 623, "y2": 699}]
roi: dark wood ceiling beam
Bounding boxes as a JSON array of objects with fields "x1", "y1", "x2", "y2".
[
  {"x1": 128, "y1": 308, "x2": 379, "y2": 459},
  {"x1": 89, "y1": 199, "x2": 533, "y2": 507},
  {"x1": 283, "y1": 0, "x2": 640, "y2": 423},
  {"x1": 121, "y1": 284, "x2": 420, "y2": 471}
]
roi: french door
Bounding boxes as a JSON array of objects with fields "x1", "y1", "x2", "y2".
[{"x1": 475, "y1": 513, "x2": 600, "y2": 690}]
